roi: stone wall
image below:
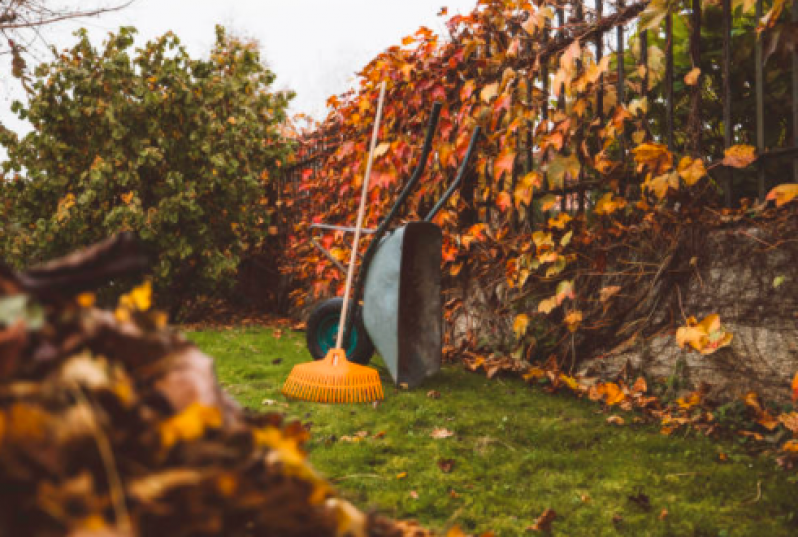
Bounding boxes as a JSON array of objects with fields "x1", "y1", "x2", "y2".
[{"x1": 579, "y1": 224, "x2": 798, "y2": 403}]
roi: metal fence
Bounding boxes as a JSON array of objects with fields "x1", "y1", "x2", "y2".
[{"x1": 282, "y1": 0, "x2": 798, "y2": 232}]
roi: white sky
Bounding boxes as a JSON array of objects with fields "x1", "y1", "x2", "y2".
[{"x1": 1, "y1": 0, "x2": 478, "y2": 136}]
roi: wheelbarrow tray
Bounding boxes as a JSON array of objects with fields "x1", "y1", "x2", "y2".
[{"x1": 362, "y1": 221, "x2": 442, "y2": 388}]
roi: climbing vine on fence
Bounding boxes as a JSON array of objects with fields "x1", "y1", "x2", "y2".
[{"x1": 281, "y1": 0, "x2": 797, "y2": 370}]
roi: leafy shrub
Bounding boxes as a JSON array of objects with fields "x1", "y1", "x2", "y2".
[{"x1": 0, "y1": 26, "x2": 293, "y2": 311}]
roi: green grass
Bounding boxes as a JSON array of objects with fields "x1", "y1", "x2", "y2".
[{"x1": 188, "y1": 327, "x2": 798, "y2": 536}]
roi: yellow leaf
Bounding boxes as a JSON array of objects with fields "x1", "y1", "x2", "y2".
[
  {"x1": 481, "y1": 82, "x2": 499, "y2": 103},
  {"x1": 159, "y1": 403, "x2": 222, "y2": 450},
  {"x1": 556, "y1": 280, "x2": 575, "y2": 305},
  {"x1": 373, "y1": 142, "x2": 391, "y2": 158},
  {"x1": 539, "y1": 194, "x2": 558, "y2": 211},
  {"x1": 677, "y1": 157, "x2": 707, "y2": 186},
  {"x1": 396, "y1": 471, "x2": 408, "y2": 479},
  {"x1": 563, "y1": 310, "x2": 582, "y2": 332},
  {"x1": 743, "y1": 391, "x2": 763, "y2": 412},
  {"x1": 496, "y1": 191, "x2": 513, "y2": 212},
  {"x1": 766, "y1": 183, "x2": 798, "y2": 207},
  {"x1": 559, "y1": 374, "x2": 579, "y2": 391},
  {"x1": 513, "y1": 314, "x2": 530, "y2": 339},
  {"x1": 633, "y1": 143, "x2": 672, "y2": 174},
  {"x1": 523, "y1": 367, "x2": 546, "y2": 381},
  {"x1": 547, "y1": 212, "x2": 572, "y2": 230},
  {"x1": 594, "y1": 192, "x2": 627, "y2": 215},
  {"x1": 607, "y1": 415, "x2": 625, "y2": 425},
  {"x1": 677, "y1": 391, "x2": 702, "y2": 409},
  {"x1": 684, "y1": 67, "x2": 701, "y2": 86},
  {"x1": 538, "y1": 296, "x2": 558, "y2": 314},
  {"x1": 120, "y1": 191, "x2": 135, "y2": 204},
  {"x1": 532, "y1": 231, "x2": 554, "y2": 249},
  {"x1": 779, "y1": 412, "x2": 798, "y2": 433},
  {"x1": 645, "y1": 171, "x2": 680, "y2": 199},
  {"x1": 722, "y1": 145, "x2": 757, "y2": 168}
]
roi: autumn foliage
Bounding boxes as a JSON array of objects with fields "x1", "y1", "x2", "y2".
[
  {"x1": 282, "y1": 0, "x2": 797, "y2": 374},
  {"x1": 0, "y1": 236, "x2": 449, "y2": 536}
]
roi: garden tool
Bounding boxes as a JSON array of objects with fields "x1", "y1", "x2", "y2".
[{"x1": 281, "y1": 82, "x2": 387, "y2": 403}]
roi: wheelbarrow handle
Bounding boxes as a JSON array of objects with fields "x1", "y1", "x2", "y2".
[
  {"x1": 377, "y1": 102, "x2": 442, "y2": 230},
  {"x1": 424, "y1": 125, "x2": 481, "y2": 222},
  {"x1": 342, "y1": 102, "x2": 442, "y2": 344}
]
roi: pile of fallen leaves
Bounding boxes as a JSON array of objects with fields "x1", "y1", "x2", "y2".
[
  {"x1": 0, "y1": 234, "x2": 441, "y2": 537},
  {"x1": 463, "y1": 351, "x2": 798, "y2": 465}
]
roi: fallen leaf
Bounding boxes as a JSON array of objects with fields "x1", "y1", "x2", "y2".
[
  {"x1": 528, "y1": 508, "x2": 556, "y2": 532},
  {"x1": 599, "y1": 286, "x2": 621, "y2": 302},
  {"x1": 607, "y1": 415, "x2": 625, "y2": 425},
  {"x1": 396, "y1": 472, "x2": 408, "y2": 479},
  {"x1": 437, "y1": 458, "x2": 456, "y2": 473},
  {"x1": 766, "y1": 183, "x2": 798, "y2": 207},
  {"x1": 430, "y1": 427, "x2": 455, "y2": 439},
  {"x1": 426, "y1": 390, "x2": 441, "y2": 399}
]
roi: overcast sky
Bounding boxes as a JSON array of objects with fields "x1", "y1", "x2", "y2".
[{"x1": 1, "y1": 0, "x2": 477, "y2": 135}]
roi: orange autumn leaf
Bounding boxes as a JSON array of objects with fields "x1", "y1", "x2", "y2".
[
  {"x1": 765, "y1": 183, "x2": 798, "y2": 207},
  {"x1": 677, "y1": 156, "x2": 707, "y2": 186},
  {"x1": 563, "y1": 310, "x2": 582, "y2": 332},
  {"x1": 783, "y1": 440, "x2": 798, "y2": 453},
  {"x1": 494, "y1": 150, "x2": 516, "y2": 180},
  {"x1": 496, "y1": 191, "x2": 513, "y2": 212},
  {"x1": 722, "y1": 144, "x2": 757, "y2": 168},
  {"x1": 632, "y1": 142, "x2": 672, "y2": 174},
  {"x1": 792, "y1": 372, "x2": 798, "y2": 403},
  {"x1": 603, "y1": 382, "x2": 627, "y2": 406},
  {"x1": 599, "y1": 286, "x2": 621, "y2": 302},
  {"x1": 631, "y1": 377, "x2": 648, "y2": 394},
  {"x1": 513, "y1": 313, "x2": 529, "y2": 339},
  {"x1": 684, "y1": 67, "x2": 701, "y2": 86},
  {"x1": 538, "y1": 296, "x2": 558, "y2": 314},
  {"x1": 676, "y1": 314, "x2": 732, "y2": 354},
  {"x1": 594, "y1": 192, "x2": 626, "y2": 215},
  {"x1": 547, "y1": 212, "x2": 572, "y2": 229}
]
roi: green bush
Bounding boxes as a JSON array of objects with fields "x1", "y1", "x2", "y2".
[{"x1": 0, "y1": 26, "x2": 293, "y2": 310}]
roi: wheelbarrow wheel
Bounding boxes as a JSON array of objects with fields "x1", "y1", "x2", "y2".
[{"x1": 306, "y1": 298, "x2": 375, "y2": 365}]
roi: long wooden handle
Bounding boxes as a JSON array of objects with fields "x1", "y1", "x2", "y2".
[{"x1": 335, "y1": 81, "x2": 387, "y2": 352}]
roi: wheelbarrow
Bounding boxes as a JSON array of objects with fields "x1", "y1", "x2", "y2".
[{"x1": 305, "y1": 103, "x2": 480, "y2": 388}]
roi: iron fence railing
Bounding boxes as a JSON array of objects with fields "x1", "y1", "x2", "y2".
[{"x1": 281, "y1": 0, "x2": 798, "y2": 235}]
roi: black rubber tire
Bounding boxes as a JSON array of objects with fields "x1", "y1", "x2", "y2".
[{"x1": 305, "y1": 297, "x2": 375, "y2": 365}]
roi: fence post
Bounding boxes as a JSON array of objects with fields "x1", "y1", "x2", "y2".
[
  {"x1": 617, "y1": 0, "x2": 627, "y2": 197},
  {"x1": 687, "y1": 0, "x2": 702, "y2": 156},
  {"x1": 756, "y1": 0, "x2": 766, "y2": 201},
  {"x1": 722, "y1": 0, "x2": 733, "y2": 206},
  {"x1": 793, "y1": 0, "x2": 798, "y2": 183},
  {"x1": 666, "y1": 3, "x2": 674, "y2": 151}
]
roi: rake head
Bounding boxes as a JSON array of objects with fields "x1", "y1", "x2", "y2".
[{"x1": 282, "y1": 349, "x2": 384, "y2": 403}]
